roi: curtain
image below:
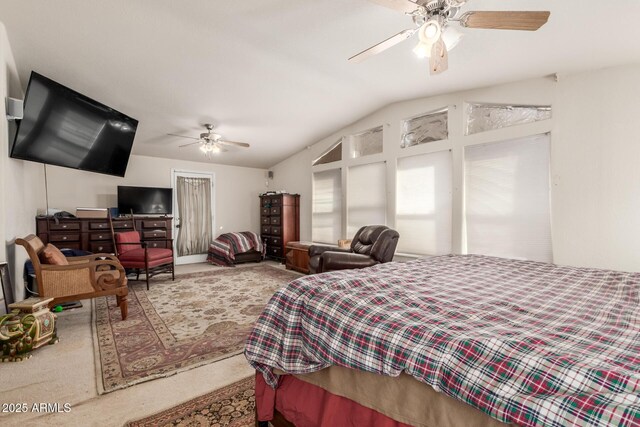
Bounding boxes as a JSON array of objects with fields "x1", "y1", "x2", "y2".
[
  {"x1": 176, "y1": 176, "x2": 213, "y2": 256},
  {"x1": 312, "y1": 169, "x2": 342, "y2": 244},
  {"x1": 347, "y1": 162, "x2": 386, "y2": 236},
  {"x1": 464, "y1": 134, "x2": 552, "y2": 262},
  {"x1": 396, "y1": 150, "x2": 453, "y2": 255}
]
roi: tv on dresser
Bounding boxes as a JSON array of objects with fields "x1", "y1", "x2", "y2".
[{"x1": 117, "y1": 186, "x2": 173, "y2": 215}]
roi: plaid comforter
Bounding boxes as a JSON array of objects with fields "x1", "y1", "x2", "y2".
[
  {"x1": 207, "y1": 231, "x2": 264, "y2": 266},
  {"x1": 245, "y1": 255, "x2": 640, "y2": 427}
]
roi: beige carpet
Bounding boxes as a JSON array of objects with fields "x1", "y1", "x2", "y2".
[
  {"x1": 125, "y1": 376, "x2": 255, "y2": 427},
  {"x1": 94, "y1": 265, "x2": 300, "y2": 393}
]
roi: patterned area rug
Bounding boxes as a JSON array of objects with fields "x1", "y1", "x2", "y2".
[
  {"x1": 93, "y1": 265, "x2": 300, "y2": 393},
  {"x1": 125, "y1": 376, "x2": 255, "y2": 427}
]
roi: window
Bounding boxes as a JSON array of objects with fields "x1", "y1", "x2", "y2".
[
  {"x1": 347, "y1": 162, "x2": 386, "y2": 236},
  {"x1": 401, "y1": 109, "x2": 448, "y2": 148},
  {"x1": 312, "y1": 169, "x2": 342, "y2": 244},
  {"x1": 465, "y1": 103, "x2": 552, "y2": 135},
  {"x1": 464, "y1": 134, "x2": 552, "y2": 262},
  {"x1": 313, "y1": 139, "x2": 342, "y2": 166},
  {"x1": 396, "y1": 151, "x2": 452, "y2": 255},
  {"x1": 349, "y1": 126, "x2": 383, "y2": 158}
]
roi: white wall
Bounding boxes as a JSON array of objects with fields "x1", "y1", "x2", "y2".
[
  {"x1": 0, "y1": 23, "x2": 45, "y2": 311},
  {"x1": 271, "y1": 64, "x2": 640, "y2": 272},
  {"x1": 551, "y1": 65, "x2": 640, "y2": 271},
  {"x1": 43, "y1": 155, "x2": 267, "y2": 238}
]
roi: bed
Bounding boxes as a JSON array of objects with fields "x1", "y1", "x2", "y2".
[
  {"x1": 245, "y1": 254, "x2": 640, "y2": 427},
  {"x1": 206, "y1": 231, "x2": 264, "y2": 266}
]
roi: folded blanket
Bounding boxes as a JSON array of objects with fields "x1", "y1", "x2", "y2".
[{"x1": 207, "y1": 231, "x2": 264, "y2": 266}]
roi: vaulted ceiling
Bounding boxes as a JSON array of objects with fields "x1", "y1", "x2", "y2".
[{"x1": 1, "y1": 0, "x2": 639, "y2": 168}]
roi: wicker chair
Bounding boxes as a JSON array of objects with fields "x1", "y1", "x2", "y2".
[{"x1": 16, "y1": 234, "x2": 129, "y2": 320}]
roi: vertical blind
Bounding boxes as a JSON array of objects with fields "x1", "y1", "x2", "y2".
[
  {"x1": 396, "y1": 151, "x2": 452, "y2": 255},
  {"x1": 312, "y1": 169, "x2": 342, "y2": 244},
  {"x1": 347, "y1": 162, "x2": 386, "y2": 236},
  {"x1": 464, "y1": 134, "x2": 552, "y2": 262}
]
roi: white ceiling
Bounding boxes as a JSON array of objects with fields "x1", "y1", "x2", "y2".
[{"x1": 1, "y1": 0, "x2": 640, "y2": 169}]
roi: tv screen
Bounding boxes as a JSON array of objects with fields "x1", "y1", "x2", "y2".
[
  {"x1": 118, "y1": 186, "x2": 173, "y2": 215},
  {"x1": 10, "y1": 71, "x2": 138, "y2": 177}
]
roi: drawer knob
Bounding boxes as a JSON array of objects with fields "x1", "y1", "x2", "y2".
[
  {"x1": 62, "y1": 225, "x2": 67, "y2": 229},
  {"x1": 99, "y1": 235, "x2": 103, "y2": 239},
  {"x1": 98, "y1": 246, "x2": 103, "y2": 251},
  {"x1": 62, "y1": 236, "x2": 67, "y2": 240}
]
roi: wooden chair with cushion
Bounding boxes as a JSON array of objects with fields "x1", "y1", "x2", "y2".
[
  {"x1": 109, "y1": 218, "x2": 175, "y2": 290},
  {"x1": 16, "y1": 234, "x2": 128, "y2": 320}
]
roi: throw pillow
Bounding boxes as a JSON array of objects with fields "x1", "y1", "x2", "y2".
[{"x1": 40, "y1": 244, "x2": 69, "y2": 265}]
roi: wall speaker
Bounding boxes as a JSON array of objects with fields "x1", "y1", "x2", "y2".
[
  {"x1": 5, "y1": 97, "x2": 23, "y2": 120},
  {"x1": 268, "y1": 171, "x2": 274, "y2": 179}
]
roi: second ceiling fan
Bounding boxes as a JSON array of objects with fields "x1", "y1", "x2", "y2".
[{"x1": 350, "y1": 0, "x2": 550, "y2": 75}]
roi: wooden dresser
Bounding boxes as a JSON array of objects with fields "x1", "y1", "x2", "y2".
[
  {"x1": 260, "y1": 193, "x2": 300, "y2": 261},
  {"x1": 35, "y1": 216, "x2": 173, "y2": 254}
]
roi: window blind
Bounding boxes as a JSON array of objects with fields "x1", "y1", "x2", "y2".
[
  {"x1": 347, "y1": 162, "x2": 386, "y2": 236},
  {"x1": 396, "y1": 151, "x2": 452, "y2": 255},
  {"x1": 312, "y1": 169, "x2": 342, "y2": 244},
  {"x1": 464, "y1": 134, "x2": 552, "y2": 262}
]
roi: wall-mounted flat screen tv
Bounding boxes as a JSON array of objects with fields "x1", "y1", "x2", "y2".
[
  {"x1": 118, "y1": 186, "x2": 173, "y2": 215},
  {"x1": 10, "y1": 71, "x2": 138, "y2": 177}
]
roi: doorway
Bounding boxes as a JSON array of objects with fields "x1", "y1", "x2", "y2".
[{"x1": 171, "y1": 170, "x2": 215, "y2": 265}]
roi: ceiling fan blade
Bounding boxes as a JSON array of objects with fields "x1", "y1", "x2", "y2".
[
  {"x1": 216, "y1": 140, "x2": 250, "y2": 148},
  {"x1": 459, "y1": 11, "x2": 550, "y2": 31},
  {"x1": 349, "y1": 28, "x2": 417, "y2": 63},
  {"x1": 168, "y1": 133, "x2": 200, "y2": 140},
  {"x1": 367, "y1": 0, "x2": 419, "y2": 14},
  {"x1": 429, "y1": 37, "x2": 448, "y2": 75},
  {"x1": 178, "y1": 141, "x2": 202, "y2": 148},
  {"x1": 215, "y1": 144, "x2": 228, "y2": 153}
]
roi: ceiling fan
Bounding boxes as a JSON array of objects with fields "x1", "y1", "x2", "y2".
[
  {"x1": 168, "y1": 124, "x2": 250, "y2": 157},
  {"x1": 350, "y1": 0, "x2": 550, "y2": 75}
]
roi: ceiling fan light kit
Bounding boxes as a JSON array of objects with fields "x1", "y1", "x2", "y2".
[
  {"x1": 352, "y1": 0, "x2": 550, "y2": 76},
  {"x1": 168, "y1": 123, "x2": 250, "y2": 159}
]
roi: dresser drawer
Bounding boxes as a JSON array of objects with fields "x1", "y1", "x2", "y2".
[
  {"x1": 90, "y1": 242, "x2": 114, "y2": 253},
  {"x1": 261, "y1": 207, "x2": 270, "y2": 216},
  {"x1": 113, "y1": 220, "x2": 134, "y2": 229},
  {"x1": 268, "y1": 237, "x2": 282, "y2": 248},
  {"x1": 49, "y1": 222, "x2": 80, "y2": 231},
  {"x1": 142, "y1": 220, "x2": 168, "y2": 229},
  {"x1": 261, "y1": 217, "x2": 271, "y2": 225},
  {"x1": 267, "y1": 247, "x2": 283, "y2": 258},
  {"x1": 89, "y1": 222, "x2": 109, "y2": 230},
  {"x1": 270, "y1": 217, "x2": 281, "y2": 225},
  {"x1": 270, "y1": 206, "x2": 281, "y2": 215},
  {"x1": 270, "y1": 226, "x2": 281, "y2": 235},
  {"x1": 49, "y1": 233, "x2": 80, "y2": 243},
  {"x1": 270, "y1": 197, "x2": 282, "y2": 206},
  {"x1": 261, "y1": 225, "x2": 271, "y2": 235},
  {"x1": 146, "y1": 240, "x2": 169, "y2": 249},
  {"x1": 90, "y1": 232, "x2": 111, "y2": 241},
  {"x1": 143, "y1": 230, "x2": 166, "y2": 239}
]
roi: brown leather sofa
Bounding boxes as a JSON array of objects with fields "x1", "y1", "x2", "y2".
[{"x1": 308, "y1": 225, "x2": 400, "y2": 274}]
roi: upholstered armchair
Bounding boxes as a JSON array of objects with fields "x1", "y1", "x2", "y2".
[
  {"x1": 308, "y1": 225, "x2": 400, "y2": 274},
  {"x1": 16, "y1": 234, "x2": 128, "y2": 320},
  {"x1": 113, "y1": 231, "x2": 174, "y2": 290}
]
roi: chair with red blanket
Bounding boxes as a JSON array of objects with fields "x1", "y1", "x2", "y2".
[{"x1": 110, "y1": 222, "x2": 175, "y2": 290}]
